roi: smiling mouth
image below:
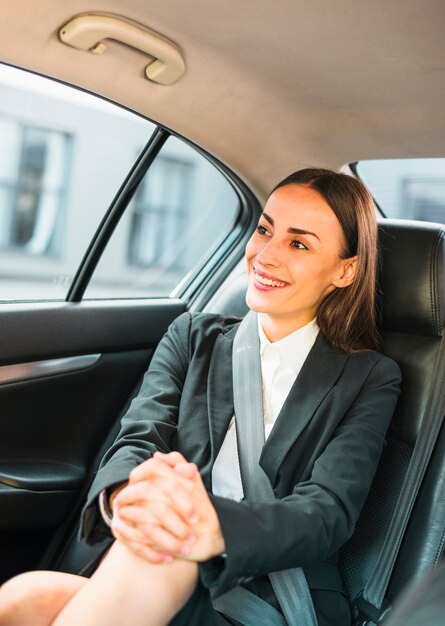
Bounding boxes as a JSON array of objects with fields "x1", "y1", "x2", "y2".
[{"x1": 254, "y1": 271, "x2": 288, "y2": 288}]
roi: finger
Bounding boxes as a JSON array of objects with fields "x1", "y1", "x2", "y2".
[
  {"x1": 115, "y1": 480, "x2": 170, "y2": 507},
  {"x1": 150, "y1": 475, "x2": 198, "y2": 521},
  {"x1": 117, "y1": 477, "x2": 198, "y2": 524},
  {"x1": 112, "y1": 510, "x2": 189, "y2": 556},
  {"x1": 119, "y1": 502, "x2": 194, "y2": 543},
  {"x1": 153, "y1": 452, "x2": 199, "y2": 480},
  {"x1": 153, "y1": 451, "x2": 188, "y2": 467},
  {"x1": 129, "y1": 457, "x2": 187, "y2": 484},
  {"x1": 126, "y1": 541, "x2": 174, "y2": 565},
  {"x1": 174, "y1": 461, "x2": 199, "y2": 480},
  {"x1": 117, "y1": 536, "x2": 173, "y2": 565},
  {"x1": 112, "y1": 513, "x2": 147, "y2": 544},
  {"x1": 147, "y1": 523, "x2": 193, "y2": 557}
]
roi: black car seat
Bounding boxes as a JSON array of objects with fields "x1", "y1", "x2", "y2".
[
  {"x1": 384, "y1": 560, "x2": 445, "y2": 626},
  {"x1": 55, "y1": 219, "x2": 445, "y2": 624},
  {"x1": 339, "y1": 220, "x2": 445, "y2": 619},
  {"x1": 207, "y1": 219, "x2": 445, "y2": 621}
]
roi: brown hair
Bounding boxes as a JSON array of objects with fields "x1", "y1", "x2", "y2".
[{"x1": 272, "y1": 168, "x2": 379, "y2": 352}]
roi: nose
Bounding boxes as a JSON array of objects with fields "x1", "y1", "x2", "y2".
[{"x1": 255, "y1": 238, "x2": 282, "y2": 267}]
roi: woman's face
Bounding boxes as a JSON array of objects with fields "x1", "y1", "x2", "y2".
[{"x1": 245, "y1": 184, "x2": 357, "y2": 339}]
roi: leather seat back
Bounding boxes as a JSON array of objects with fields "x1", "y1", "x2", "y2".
[{"x1": 339, "y1": 220, "x2": 445, "y2": 605}]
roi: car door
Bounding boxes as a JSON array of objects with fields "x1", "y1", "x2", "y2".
[{"x1": 0, "y1": 65, "x2": 257, "y2": 583}]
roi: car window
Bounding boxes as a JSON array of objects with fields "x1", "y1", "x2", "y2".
[
  {"x1": 0, "y1": 64, "x2": 155, "y2": 302},
  {"x1": 356, "y1": 159, "x2": 445, "y2": 223},
  {"x1": 0, "y1": 65, "x2": 239, "y2": 303},
  {"x1": 84, "y1": 135, "x2": 239, "y2": 298}
]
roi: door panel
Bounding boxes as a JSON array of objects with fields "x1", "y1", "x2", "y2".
[
  {"x1": 0, "y1": 300, "x2": 185, "y2": 363},
  {"x1": 0, "y1": 298, "x2": 186, "y2": 582},
  {"x1": 0, "y1": 64, "x2": 253, "y2": 585}
]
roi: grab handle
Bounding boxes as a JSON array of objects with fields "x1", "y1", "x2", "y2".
[{"x1": 59, "y1": 13, "x2": 185, "y2": 85}]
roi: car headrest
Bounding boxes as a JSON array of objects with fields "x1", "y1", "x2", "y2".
[{"x1": 379, "y1": 220, "x2": 445, "y2": 337}]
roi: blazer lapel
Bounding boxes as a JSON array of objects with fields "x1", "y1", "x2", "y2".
[
  {"x1": 206, "y1": 326, "x2": 237, "y2": 479},
  {"x1": 260, "y1": 333, "x2": 349, "y2": 486}
]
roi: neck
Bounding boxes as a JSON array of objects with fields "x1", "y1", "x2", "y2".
[{"x1": 258, "y1": 312, "x2": 315, "y2": 342}]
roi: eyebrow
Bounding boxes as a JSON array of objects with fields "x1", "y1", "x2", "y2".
[{"x1": 262, "y1": 212, "x2": 320, "y2": 240}]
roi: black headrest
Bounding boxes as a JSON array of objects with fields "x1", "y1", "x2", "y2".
[{"x1": 379, "y1": 220, "x2": 445, "y2": 337}]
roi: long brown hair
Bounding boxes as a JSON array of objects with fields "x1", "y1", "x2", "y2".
[{"x1": 272, "y1": 168, "x2": 379, "y2": 352}]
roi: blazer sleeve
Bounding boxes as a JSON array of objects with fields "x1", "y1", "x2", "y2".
[
  {"x1": 79, "y1": 311, "x2": 192, "y2": 544},
  {"x1": 199, "y1": 354, "x2": 402, "y2": 597}
]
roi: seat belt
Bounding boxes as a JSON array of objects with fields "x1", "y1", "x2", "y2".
[
  {"x1": 354, "y1": 336, "x2": 445, "y2": 625},
  {"x1": 213, "y1": 311, "x2": 318, "y2": 626}
]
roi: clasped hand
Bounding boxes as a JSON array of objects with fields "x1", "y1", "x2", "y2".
[{"x1": 111, "y1": 451, "x2": 225, "y2": 565}]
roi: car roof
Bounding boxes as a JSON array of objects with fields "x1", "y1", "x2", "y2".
[{"x1": 1, "y1": 0, "x2": 444, "y2": 198}]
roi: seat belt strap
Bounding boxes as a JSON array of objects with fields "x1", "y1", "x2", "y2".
[
  {"x1": 214, "y1": 311, "x2": 318, "y2": 626},
  {"x1": 356, "y1": 335, "x2": 445, "y2": 624},
  {"x1": 214, "y1": 586, "x2": 287, "y2": 626}
]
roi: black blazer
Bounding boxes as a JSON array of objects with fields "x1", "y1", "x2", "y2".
[{"x1": 81, "y1": 312, "x2": 401, "y2": 619}]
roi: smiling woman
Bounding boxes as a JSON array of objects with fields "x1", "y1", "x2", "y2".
[
  {"x1": 247, "y1": 170, "x2": 379, "y2": 350},
  {"x1": 0, "y1": 168, "x2": 402, "y2": 626},
  {"x1": 0, "y1": 1, "x2": 443, "y2": 624},
  {"x1": 246, "y1": 183, "x2": 356, "y2": 342}
]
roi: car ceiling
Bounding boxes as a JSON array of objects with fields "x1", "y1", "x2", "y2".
[{"x1": 1, "y1": 0, "x2": 444, "y2": 199}]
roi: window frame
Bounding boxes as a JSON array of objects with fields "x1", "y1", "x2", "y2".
[
  {"x1": 66, "y1": 124, "x2": 258, "y2": 308},
  {"x1": 350, "y1": 161, "x2": 387, "y2": 218}
]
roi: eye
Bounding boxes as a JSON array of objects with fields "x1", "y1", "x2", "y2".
[
  {"x1": 291, "y1": 239, "x2": 308, "y2": 250},
  {"x1": 256, "y1": 224, "x2": 270, "y2": 236}
]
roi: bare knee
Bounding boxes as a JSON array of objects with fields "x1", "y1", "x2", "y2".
[
  {"x1": 56, "y1": 541, "x2": 200, "y2": 626},
  {"x1": 0, "y1": 571, "x2": 86, "y2": 626},
  {"x1": 0, "y1": 572, "x2": 43, "y2": 625},
  {"x1": 98, "y1": 541, "x2": 198, "y2": 607}
]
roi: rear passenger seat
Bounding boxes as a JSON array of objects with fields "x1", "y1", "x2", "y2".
[
  {"x1": 208, "y1": 219, "x2": 445, "y2": 623},
  {"x1": 57, "y1": 219, "x2": 445, "y2": 624}
]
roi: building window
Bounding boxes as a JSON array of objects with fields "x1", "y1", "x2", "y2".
[
  {"x1": 0, "y1": 119, "x2": 71, "y2": 256},
  {"x1": 128, "y1": 156, "x2": 194, "y2": 270}
]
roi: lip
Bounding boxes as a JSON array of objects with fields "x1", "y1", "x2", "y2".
[{"x1": 252, "y1": 267, "x2": 290, "y2": 291}]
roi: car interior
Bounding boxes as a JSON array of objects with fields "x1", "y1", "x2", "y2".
[{"x1": 0, "y1": 1, "x2": 444, "y2": 624}]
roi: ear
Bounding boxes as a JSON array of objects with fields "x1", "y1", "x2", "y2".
[{"x1": 332, "y1": 256, "x2": 358, "y2": 289}]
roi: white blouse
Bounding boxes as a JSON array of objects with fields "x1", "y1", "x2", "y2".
[{"x1": 211, "y1": 317, "x2": 319, "y2": 501}]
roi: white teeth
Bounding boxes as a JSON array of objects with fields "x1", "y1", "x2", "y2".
[{"x1": 254, "y1": 272, "x2": 286, "y2": 287}]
